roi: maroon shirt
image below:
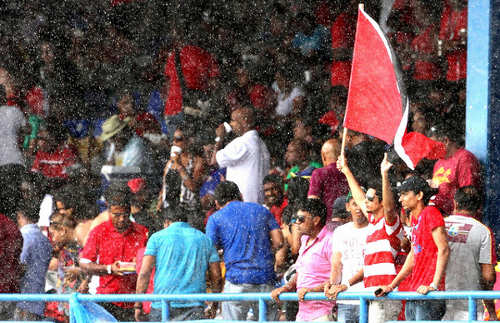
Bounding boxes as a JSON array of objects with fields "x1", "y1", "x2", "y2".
[
  {"x1": 0, "y1": 214, "x2": 23, "y2": 293},
  {"x1": 308, "y1": 163, "x2": 349, "y2": 221}
]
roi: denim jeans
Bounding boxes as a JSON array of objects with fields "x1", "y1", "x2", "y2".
[
  {"x1": 368, "y1": 300, "x2": 402, "y2": 323},
  {"x1": 337, "y1": 303, "x2": 360, "y2": 323},
  {"x1": 149, "y1": 306, "x2": 204, "y2": 321},
  {"x1": 222, "y1": 280, "x2": 279, "y2": 321},
  {"x1": 405, "y1": 300, "x2": 446, "y2": 321}
]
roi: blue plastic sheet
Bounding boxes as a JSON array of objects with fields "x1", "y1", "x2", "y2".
[{"x1": 69, "y1": 294, "x2": 117, "y2": 323}]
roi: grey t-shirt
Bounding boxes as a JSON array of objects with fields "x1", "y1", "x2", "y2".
[
  {"x1": 0, "y1": 105, "x2": 26, "y2": 167},
  {"x1": 444, "y1": 214, "x2": 496, "y2": 315}
]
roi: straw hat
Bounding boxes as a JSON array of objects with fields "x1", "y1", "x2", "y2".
[{"x1": 98, "y1": 115, "x2": 131, "y2": 142}]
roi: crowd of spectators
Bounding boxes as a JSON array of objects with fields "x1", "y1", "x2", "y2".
[{"x1": 0, "y1": 0, "x2": 493, "y2": 322}]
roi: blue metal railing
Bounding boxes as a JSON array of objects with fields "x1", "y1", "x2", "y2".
[{"x1": 0, "y1": 291, "x2": 498, "y2": 323}]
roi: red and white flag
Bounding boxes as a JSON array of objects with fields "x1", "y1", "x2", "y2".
[{"x1": 343, "y1": 6, "x2": 444, "y2": 169}]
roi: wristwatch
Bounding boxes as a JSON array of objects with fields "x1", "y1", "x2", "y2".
[{"x1": 342, "y1": 280, "x2": 351, "y2": 289}]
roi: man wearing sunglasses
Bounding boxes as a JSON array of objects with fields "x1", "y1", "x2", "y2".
[
  {"x1": 325, "y1": 153, "x2": 404, "y2": 323},
  {"x1": 271, "y1": 199, "x2": 336, "y2": 321}
]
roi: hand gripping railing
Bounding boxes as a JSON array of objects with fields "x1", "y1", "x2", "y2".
[{"x1": 0, "y1": 290, "x2": 497, "y2": 322}]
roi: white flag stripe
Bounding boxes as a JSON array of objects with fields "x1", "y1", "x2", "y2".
[{"x1": 394, "y1": 98, "x2": 414, "y2": 169}]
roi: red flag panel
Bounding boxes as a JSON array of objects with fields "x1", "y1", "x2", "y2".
[{"x1": 344, "y1": 8, "x2": 404, "y2": 144}]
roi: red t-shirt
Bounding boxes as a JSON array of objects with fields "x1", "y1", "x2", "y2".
[
  {"x1": 331, "y1": 13, "x2": 356, "y2": 49},
  {"x1": 439, "y1": 6, "x2": 467, "y2": 81},
  {"x1": 315, "y1": 1, "x2": 334, "y2": 27},
  {"x1": 249, "y1": 84, "x2": 273, "y2": 112},
  {"x1": 269, "y1": 198, "x2": 288, "y2": 227},
  {"x1": 111, "y1": 0, "x2": 135, "y2": 6},
  {"x1": 6, "y1": 94, "x2": 22, "y2": 109},
  {"x1": 330, "y1": 61, "x2": 352, "y2": 88},
  {"x1": 431, "y1": 148, "x2": 481, "y2": 215},
  {"x1": 0, "y1": 214, "x2": 23, "y2": 293},
  {"x1": 119, "y1": 112, "x2": 160, "y2": 137},
  {"x1": 227, "y1": 84, "x2": 273, "y2": 113},
  {"x1": 410, "y1": 206, "x2": 445, "y2": 291},
  {"x1": 163, "y1": 46, "x2": 219, "y2": 115},
  {"x1": 411, "y1": 26, "x2": 441, "y2": 80},
  {"x1": 26, "y1": 86, "x2": 46, "y2": 116},
  {"x1": 80, "y1": 220, "x2": 148, "y2": 308},
  {"x1": 31, "y1": 145, "x2": 77, "y2": 179},
  {"x1": 330, "y1": 13, "x2": 355, "y2": 87}
]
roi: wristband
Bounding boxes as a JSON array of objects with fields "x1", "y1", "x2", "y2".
[
  {"x1": 342, "y1": 280, "x2": 351, "y2": 289},
  {"x1": 107, "y1": 265, "x2": 112, "y2": 274},
  {"x1": 215, "y1": 136, "x2": 221, "y2": 143},
  {"x1": 429, "y1": 282, "x2": 438, "y2": 290}
]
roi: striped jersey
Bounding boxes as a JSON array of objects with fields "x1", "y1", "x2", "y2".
[{"x1": 363, "y1": 213, "x2": 404, "y2": 287}]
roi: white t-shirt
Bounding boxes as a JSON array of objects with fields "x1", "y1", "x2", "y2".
[
  {"x1": 216, "y1": 130, "x2": 270, "y2": 204},
  {"x1": 272, "y1": 82, "x2": 304, "y2": 116},
  {"x1": 0, "y1": 105, "x2": 26, "y2": 167},
  {"x1": 331, "y1": 222, "x2": 371, "y2": 304}
]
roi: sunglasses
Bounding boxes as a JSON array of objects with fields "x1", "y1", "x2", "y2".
[
  {"x1": 292, "y1": 214, "x2": 310, "y2": 224},
  {"x1": 366, "y1": 194, "x2": 376, "y2": 202},
  {"x1": 173, "y1": 136, "x2": 184, "y2": 142},
  {"x1": 50, "y1": 221, "x2": 63, "y2": 227}
]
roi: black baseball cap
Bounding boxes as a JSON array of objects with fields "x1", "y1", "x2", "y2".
[{"x1": 332, "y1": 196, "x2": 349, "y2": 219}]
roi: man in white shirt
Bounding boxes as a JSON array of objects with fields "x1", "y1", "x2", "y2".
[
  {"x1": 325, "y1": 193, "x2": 370, "y2": 322},
  {"x1": 213, "y1": 107, "x2": 270, "y2": 204}
]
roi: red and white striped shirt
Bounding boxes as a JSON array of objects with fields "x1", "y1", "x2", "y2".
[{"x1": 363, "y1": 213, "x2": 404, "y2": 288}]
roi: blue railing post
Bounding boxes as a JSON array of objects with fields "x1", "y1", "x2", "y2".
[
  {"x1": 468, "y1": 296, "x2": 477, "y2": 322},
  {"x1": 161, "y1": 300, "x2": 169, "y2": 322},
  {"x1": 359, "y1": 297, "x2": 368, "y2": 323},
  {"x1": 68, "y1": 293, "x2": 79, "y2": 323},
  {"x1": 258, "y1": 298, "x2": 267, "y2": 322},
  {"x1": 4, "y1": 290, "x2": 500, "y2": 323}
]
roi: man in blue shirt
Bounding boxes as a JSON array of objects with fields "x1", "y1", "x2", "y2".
[
  {"x1": 206, "y1": 181, "x2": 284, "y2": 321},
  {"x1": 135, "y1": 205, "x2": 222, "y2": 321},
  {"x1": 15, "y1": 200, "x2": 53, "y2": 321}
]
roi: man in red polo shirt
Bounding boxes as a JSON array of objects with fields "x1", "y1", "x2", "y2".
[
  {"x1": 31, "y1": 119, "x2": 77, "y2": 182},
  {"x1": 263, "y1": 174, "x2": 287, "y2": 226},
  {"x1": 80, "y1": 183, "x2": 148, "y2": 321}
]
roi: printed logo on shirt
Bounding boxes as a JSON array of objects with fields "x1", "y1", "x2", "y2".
[
  {"x1": 445, "y1": 222, "x2": 472, "y2": 243},
  {"x1": 432, "y1": 167, "x2": 451, "y2": 186}
]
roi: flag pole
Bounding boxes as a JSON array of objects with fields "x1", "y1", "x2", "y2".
[
  {"x1": 340, "y1": 3, "x2": 363, "y2": 158},
  {"x1": 341, "y1": 127, "x2": 348, "y2": 158}
]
